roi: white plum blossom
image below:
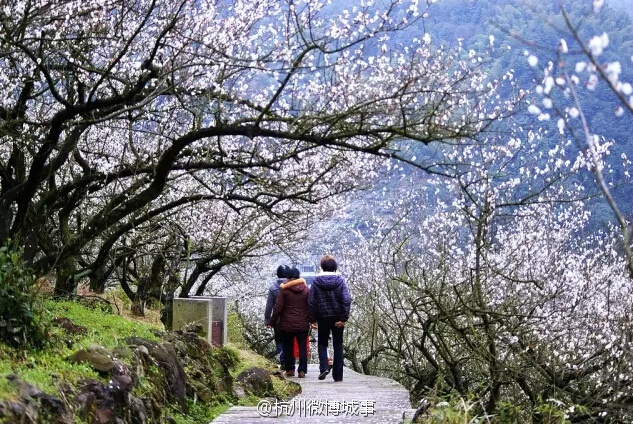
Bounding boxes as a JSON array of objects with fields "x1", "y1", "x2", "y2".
[
  {"x1": 606, "y1": 61, "x2": 622, "y2": 76},
  {"x1": 528, "y1": 55, "x2": 538, "y2": 67},
  {"x1": 558, "y1": 39, "x2": 569, "y2": 53},
  {"x1": 528, "y1": 104, "x2": 541, "y2": 115},
  {"x1": 543, "y1": 98, "x2": 553, "y2": 109},
  {"x1": 587, "y1": 74, "x2": 599, "y2": 90},
  {"x1": 588, "y1": 32, "x2": 609, "y2": 56},
  {"x1": 544, "y1": 76, "x2": 555, "y2": 94},
  {"x1": 593, "y1": 0, "x2": 604, "y2": 13}
]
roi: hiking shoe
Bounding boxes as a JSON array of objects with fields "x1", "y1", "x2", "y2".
[
  {"x1": 298, "y1": 371, "x2": 306, "y2": 378},
  {"x1": 285, "y1": 371, "x2": 295, "y2": 377},
  {"x1": 334, "y1": 379, "x2": 343, "y2": 382},
  {"x1": 318, "y1": 370, "x2": 329, "y2": 380}
]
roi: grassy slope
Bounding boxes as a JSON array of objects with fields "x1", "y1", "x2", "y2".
[
  {"x1": 0, "y1": 295, "x2": 292, "y2": 423},
  {"x1": 0, "y1": 299, "x2": 162, "y2": 399}
]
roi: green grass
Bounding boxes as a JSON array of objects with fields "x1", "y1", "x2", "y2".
[
  {"x1": 170, "y1": 401, "x2": 231, "y2": 423},
  {"x1": 413, "y1": 398, "x2": 572, "y2": 424},
  {"x1": 0, "y1": 350, "x2": 100, "y2": 397},
  {"x1": 228, "y1": 344, "x2": 300, "y2": 405},
  {"x1": 0, "y1": 298, "x2": 297, "y2": 423},
  {"x1": 44, "y1": 299, "x2": 161, "y2": 348},
  {"x1": 226, "y1": 310, "x2": 247, "y2": 348},
  {"x1": 0, "y1": 299, "x2": 161, "y2": 400}
]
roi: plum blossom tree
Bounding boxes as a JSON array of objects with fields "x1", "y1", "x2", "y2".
[
  {"x1": 342, "y1": 123, "x2": 633, "y2": 420},
  {"x1": 0, "y1": 0, "x2": 512, "y2": 300},
  {"x1": 521, "y1": 1, "x2": 633, "y2": 276},
  {"x1": 226, "y1": 1, "x2": 633, "y2": 419}
]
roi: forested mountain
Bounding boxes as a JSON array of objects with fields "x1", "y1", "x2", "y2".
[{"x1": 380, "y1": 0, "x2": 633, "y2": 230}]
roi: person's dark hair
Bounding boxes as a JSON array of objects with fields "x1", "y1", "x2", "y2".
[
  {"x1": 276, "y1": 265, "x2": 287, "y2": 278},
  {"x1": 320, "y1": 255, "x2": 337, "y2": 272},
  {"x1": 288, "y1": 267, "x2": 301, "y2": 279}
]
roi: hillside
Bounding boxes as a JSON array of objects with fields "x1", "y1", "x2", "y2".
[{"x1": 0, "y1": 293, "x2": 299, "y2": 423}]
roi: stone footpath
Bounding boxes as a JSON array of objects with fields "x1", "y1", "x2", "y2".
[{"x1": 212, "y1": 364, "x2": 416, "y2": 423}]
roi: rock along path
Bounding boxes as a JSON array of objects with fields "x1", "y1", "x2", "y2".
[{"x1": 212, "y1": 364, "x2": 416, "y2": 423}]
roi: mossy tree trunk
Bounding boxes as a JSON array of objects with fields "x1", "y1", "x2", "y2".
[{"x1": 131, "y1": 254, "x2": 165, "y2": 316}]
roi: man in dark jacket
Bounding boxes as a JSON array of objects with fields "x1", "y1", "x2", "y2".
[
  {"x1": 307, "y1": 255, "x2": 351, "y2": 382},
  {"x1": 270, "y1": 267, "x2": 310, "y2": 377},
  {"x1": 265, "y1": 265, "x2": 288, "y2": 365}
]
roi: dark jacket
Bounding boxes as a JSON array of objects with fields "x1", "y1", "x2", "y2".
[
  {"x1": 307, "y1": 272, "x2": 351, "y2": 323},
  {"x1": 270, "y1": 278, "x2": 310, "y2": 332},
  {"x1": 264, "y1": 278, "x2": 286, "y2": 325}
]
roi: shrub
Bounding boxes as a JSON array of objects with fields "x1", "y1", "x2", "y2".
[{"x1": 0, "y1": 242, "x2": 47, "y2": 349}]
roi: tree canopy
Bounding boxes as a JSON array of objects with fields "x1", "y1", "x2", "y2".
[{"x1": 0, "y1": 0, "x2": 512, "y2": 304}]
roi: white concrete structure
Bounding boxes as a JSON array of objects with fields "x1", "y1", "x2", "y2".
[{"x1": 172, "y1": 296, "x2": 228, "y2": 346}]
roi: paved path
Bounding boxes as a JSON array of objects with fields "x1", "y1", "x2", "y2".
[{"x1": 212, "y1": 364, "x2": 416, "y2": 423}]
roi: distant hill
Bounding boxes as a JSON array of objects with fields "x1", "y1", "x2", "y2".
[{"x1": 408, "y1": 0, "x2": 633, "y2": 230}]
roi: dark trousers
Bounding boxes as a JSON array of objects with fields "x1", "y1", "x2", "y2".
[
  {"x1": 282, "y1": 331, "x2": 308, "y2": 373},
  {"x1": 274, "y1": 326, "x2": 285, "y2": 365},
  {"x1": 317, "y1": 317, "x2": 344, "y2": 381}
]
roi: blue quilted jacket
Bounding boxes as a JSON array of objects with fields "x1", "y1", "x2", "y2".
[{"x1": 307, "y1": 272, "x2": 351, "y2": 323}]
